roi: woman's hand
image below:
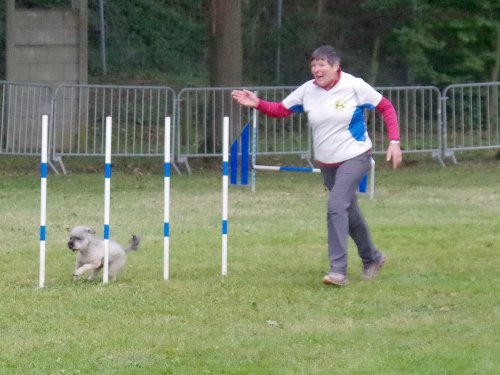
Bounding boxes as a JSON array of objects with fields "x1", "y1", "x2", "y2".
[
  {"x1": 386, "y1": 142, "x2": 403, "y2": 169},
  {"x1": 231, "y1": 89, "x2": 259, "y2": 108}
]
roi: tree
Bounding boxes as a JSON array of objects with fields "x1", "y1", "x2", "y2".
[
  {"x1": 204, "y1": 0, "x2": 243, "y2": 152},
  {"x1": 209, "y1": 0, "x2": 242, "y2": 87},
  {"x1": 380, "y1": 0, "x2": 500, "y2": 85}
]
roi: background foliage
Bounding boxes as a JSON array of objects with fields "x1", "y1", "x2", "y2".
[{"x1": 1, "y1": 0, "x2": 499, "y2": 87}]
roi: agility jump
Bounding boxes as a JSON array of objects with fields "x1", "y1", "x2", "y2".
[{"x1": 230, "y1": 109, "x2": 375, "y2": 198}]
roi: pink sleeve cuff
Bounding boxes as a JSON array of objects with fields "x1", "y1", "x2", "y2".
[
  {"x1": 256, "y1": 99, "x2": 293, "y2": 118},
  {"x1": 376, "y1": 97, "x2": 400, "y2": 141}
]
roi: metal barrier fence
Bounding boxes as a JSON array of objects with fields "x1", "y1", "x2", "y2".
[
  {"x1": 52, "y1": 84, "x2": 176, "y2": 172},
  {"x1": 176, "y1": 85, "x2": 444, "y2": 170},
  {"x1": 1, "y1": 81, "x2": 499, "y2": 171},
  {"x1": 0, "y1": 81, "x2": 53, "y2": 156},
  {"x1": 176, "y1": 86, "x2": 311, "y2": 172},
  {"x1": 442, "y1": 82, "x2": 500, "y2": 163},
  {"x1": 371, "y1": 86, "x2": 442, "y2": 161}
]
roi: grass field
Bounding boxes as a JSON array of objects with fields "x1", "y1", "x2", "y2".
[{"x1": 0, "y1": 153, "x2": 499, "y2": 374}]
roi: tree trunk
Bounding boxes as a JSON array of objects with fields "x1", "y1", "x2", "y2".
[
  {"x1": 206, "y1": 0, "x2": 243, "y2": 153},
  {"x1": 368, "y1": 36, "x2": 380, "y2": 85},
  {"x1": 209, "y1": 0, "x2": 242, "y2": 87},
  {"x1": 307, "y1": 0, "x2": 327, "y2": 45},
  {"x1": 491, "y1": 24, "x2": 500, "y2": 82},
  {"x1": 489, "y1": 24, "x2": 500, "y2": 128}
]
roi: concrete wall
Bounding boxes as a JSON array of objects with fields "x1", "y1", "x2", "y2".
[
  {"x1": 6, "y1": 0, "x2": 88, "y2": 84},
  {"x1": 5, "y1": 0, "x2": 88, "y2": 152}
]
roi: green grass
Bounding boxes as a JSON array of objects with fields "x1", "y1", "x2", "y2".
[{"x1": 0, "y1": 153, "x2": 499, "y2": 374}]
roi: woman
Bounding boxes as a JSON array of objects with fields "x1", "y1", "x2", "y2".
[{"x1": 232, "y1": 45, "x2": 402, "y2": 286}]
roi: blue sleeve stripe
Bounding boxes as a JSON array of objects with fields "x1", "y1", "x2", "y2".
[
  {"x1": 104, "y1": 224, "x2": 110, "y2": 239},
  {"x1": 104, "y1": 163, "x2": 112, "y2": 178},
  {"x1": 164, "y1": 162, "x2": 171, "y2": 177},
  {"x1": 289, "y1": 104, "x2": 304, "y2": 113},
  {"x1": 39, "y1": 225, "x2": 46, "y2": 241},
  {"x1": 222, "y1": 220, "x2": 228, "y2": 235},
  {"x1": 40, "y1": 163, "x2": 48, "y2": 178},
  {"x1": 222, "y1": 161, "x2": 229, "y2": 176},
  {"x1": 348, "y1": 107, "x2": 367, "y2": 141},
  {"x1": 164, "y1": 222, "x2": 170, "y2": 237}
]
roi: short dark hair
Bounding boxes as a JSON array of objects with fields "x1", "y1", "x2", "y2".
[{"x1": 310, "y1": 45, "x2": 341, "y2": 65}]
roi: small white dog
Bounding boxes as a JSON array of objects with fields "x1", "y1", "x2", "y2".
[{"x1": 67, "y1": 226, "x2": 140, "y2": 282}]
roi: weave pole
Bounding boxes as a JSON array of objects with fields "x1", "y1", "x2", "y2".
[
  {"x1": 103, "y1": 116, "x2": 112, "y2": 284},
  {"x1": 251, "y1": 107, "x2": 257, "y2": 192},
  {"x1": 163, "y1": 117, "x2": 171, "y2": 280},
  {"x1": 221, "y1": 116, "x2": 229, "y2": 276},
  {"x1": 39, "y1": 115, "x2": 48, "y2": 288}
]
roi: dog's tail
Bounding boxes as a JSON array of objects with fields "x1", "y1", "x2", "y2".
[{"x1": 125, "y1": 235, "x2": 140, "y2": 252}]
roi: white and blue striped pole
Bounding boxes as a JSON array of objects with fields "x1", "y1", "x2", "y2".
[
  {"x1": 103, "y1": 116, "x2": 112, "y2": 284},
  {"x1": 222, "y1": 116, "x2": 229, "y2": 276},
  {"x1": 163, "y1": 117, "x2": 171, "y2": 280},
  {"x1": 251, "y1": 108, "x2": 257, "y2": 193},
  {"x1": 369, "y1": 157, "x2": 375, "y2": 199},
  {"x1": 39, "y1": 114, "x2": 48, "y2": 288},
  {"x1": 254, "y1": 165, "x2": 320, "y2": 173}
]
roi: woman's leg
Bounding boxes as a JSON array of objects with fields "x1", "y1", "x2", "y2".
[
  {"x1": 321, "y1": 152, "x2": 373, "y2": 275},
  {"x1": 348, "y1": 195, "x2": 383, "y2": 269}
]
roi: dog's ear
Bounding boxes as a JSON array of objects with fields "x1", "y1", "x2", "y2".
[{"x1": 87, "y1": 228, "x2": 96, "y2": 234}]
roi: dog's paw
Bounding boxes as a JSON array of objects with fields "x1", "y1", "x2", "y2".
[{"x1": 72, "y1": 273, "x2": 80, "y2": 282}]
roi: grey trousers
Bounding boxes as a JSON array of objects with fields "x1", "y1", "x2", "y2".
[{"x1": 320, "y1": 152, "x2": 382, "y2": 275}]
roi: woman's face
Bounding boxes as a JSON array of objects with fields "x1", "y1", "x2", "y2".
[{"x1": 310, "y1": 58, "x2": 340, "y2": 88}]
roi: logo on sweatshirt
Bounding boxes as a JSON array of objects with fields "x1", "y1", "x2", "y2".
[{"x1": 335, "y1": 100, "x2": 346, "y2": 109}]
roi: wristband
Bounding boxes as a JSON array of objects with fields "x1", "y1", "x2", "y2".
[{"x1": 389, "y1": 140, "x2": 400, "y2": 144}]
